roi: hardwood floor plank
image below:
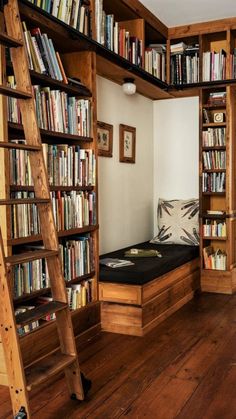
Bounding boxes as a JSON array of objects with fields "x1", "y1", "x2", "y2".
[{"x1": 0, "y1": 293, "x2": 235, "y2": 419}]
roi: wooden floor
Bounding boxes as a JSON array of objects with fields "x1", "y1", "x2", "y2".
[{"x1": 1, "y1": 292, "x2": 236, "y2": 418}]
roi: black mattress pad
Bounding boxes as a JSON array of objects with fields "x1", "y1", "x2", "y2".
[{"x1": 99, "y1": 241, "x2": 199, "y2": 285}]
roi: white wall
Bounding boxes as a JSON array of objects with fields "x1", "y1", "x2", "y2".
[
  {"x1": 153, "y1": 97, "x2": 199, "y2": 235},
  {"x1": 97, "y1": 76, "x2": 154, "y2": 254}
]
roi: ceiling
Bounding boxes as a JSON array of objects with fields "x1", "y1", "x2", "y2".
[{"x1": 140, "y1": 0, "x2": 236, "y2": 27}]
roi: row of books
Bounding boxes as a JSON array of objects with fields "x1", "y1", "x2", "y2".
[
  {"x1": 23, "y1": 22, "x2": 67, "y2": 82},
  {"x1": 202, "y1": 150, "x2": 226, "y2": 170},
  {"x1": 59, "y1": 235, "x2": 95, "y2": 281},
  {"x1": 51, "y1": 190, "x2": 96, "y2": 231},
  {"x1": 145, "y1": 45, "x2": 166, "y2": 82},
  {"x1": 202, "y1": 128, "x2": 226, "y2": 147},
  {"x1": 66, "y1": 279, "x2": 94, "y2": 310},
  {"x1": 203, "y1": 220, "x2": 227, "y2": 237},
  {"x1": 202, "y1": 172, "x2": 226, "y2": 193},
  {"x1": 13, "y1": 237, "x2": 95, "y2": 298},
  {"x1": 8, "y1": 78, "x2": 91, "y2": 137},
  {"x1": 11, "y1": 190, "x2": 96, "y2": 239},
  {"x1": 202, "y1": 50, "x2": 226, "y2": 81},
  {"x1": 230, "y1": 50, "x2": 236, "y2": 79},
  {"x1": 203, "y1": 246, "x2": 227, "y2": 270},
  {"x1": 10, "y1": 143, "x2": 96, "y2": 187},
  {"x1": 171, "y1": 49, "x2": 199, "y2": 84},
  {"x1": 207, "y1": 91, "x2": 226, "y2": 105},
  {"x1": 27, "y1": 0, "x2": 91, "y2": 36},
  {"x1": 16, "y1": 306, "x2": 40, "y2": 336},
  {"x1": 95, "y1": 0, "x2": 143, "y2": 67},
  {"x1": 13, "y1": 258, "x2": 50, "y2": 298}
]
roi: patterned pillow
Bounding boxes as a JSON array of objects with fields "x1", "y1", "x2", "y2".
[{"x1": 150, "y1": 198, "x2": 199, "y2": 246}]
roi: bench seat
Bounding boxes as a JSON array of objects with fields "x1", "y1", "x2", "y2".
[{"x1": 99, "y1": 242, "x2": 200, "y2": 336}]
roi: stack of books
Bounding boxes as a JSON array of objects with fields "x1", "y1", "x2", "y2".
[
  {"x1": 10, "y1": 143, "x2": 96, "y2": 187},
  {"x1": 145, "y1": 44, "x2": 166, "y2": 81},
  {"x1": 22, "y1": 22, "x2": 67, "y2": 82},
  {"x1": 13, "y1": 259, "x2": 50, "y2": 298},
  {"x1": 171, "y1": 42, "x2": 199, "y2": 84},
  {"x1": 202, "y1": 150, "x2": 226, "y2": 170},
  {"x1": 207, "y1": 91, "x2": 226, "y2": 105},
  {"x1": 7, "y1": 77, "x2": 91, "y2": 137},
  {"x1": 203, "y1": 246, "x2": 227, "y2": 270},
  {"x1": 59, "y1": 235, "x2": 95, "y2": 281},
  {"x1": 202, "y1": 127, "x2": 226, "y2": 147},
  {"x1": 27, "y1": 0, "x2": 91, "y2": 36},
  {"x1": 95, "y1": 0, "x2": 143, "y2": 67},
  {"x1": 203, "y1": 50, "x2": 226, "y2": 81},
  {"x1": 66, "y1": 279, "x2": 94, "y2": 310},
  {"x1": 202, "y1": 172, "x2": 225, "y2": 193},
  {"x1": 203, "y1": 219, "x2": 227, "y2": 237},
  {"x1": 16, "y1": 306, "x2": 40, "y2": 336}
]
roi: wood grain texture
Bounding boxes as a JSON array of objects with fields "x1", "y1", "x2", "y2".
[
  {"x1": 1, "y1": 293, "x2": 236, "y2": 418},
  {"x1": 100, "y1": 259, "x2": 200, "y2": 336}
]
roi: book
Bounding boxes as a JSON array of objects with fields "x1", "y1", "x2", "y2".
[
  {"x1": 124, "y1": 248, "x2": 162, "y2": 258},
  {"x1": 100, "y1": 258, "x2": 134, "y2": 268}
]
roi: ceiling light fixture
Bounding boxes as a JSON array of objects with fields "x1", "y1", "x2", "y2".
[{"x1": 122, "y1": 78, "x2": 136, "y2": 95}]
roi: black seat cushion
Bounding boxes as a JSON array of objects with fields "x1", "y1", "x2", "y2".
[{"x1": 99, "y1": 241, "x2": 199, "y2": 285}]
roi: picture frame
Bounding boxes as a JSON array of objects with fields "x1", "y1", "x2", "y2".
[
  {"x1": 97, "y1": 121, "x2": 113, "y2": 157},
  {"x1": 119, "y1": 124, "x2": 136, "y2": 164}
]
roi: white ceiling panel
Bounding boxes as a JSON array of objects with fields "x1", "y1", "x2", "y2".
[{"x1": 140, "y1": 0, "x2": 236, "y2": 27}]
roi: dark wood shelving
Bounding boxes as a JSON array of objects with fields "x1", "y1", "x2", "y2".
[
  {"x1": 10, "y1": 185, "x2": 94, "y2": 192},
  {"x1": 202, "y1": 103, "x2": 226, "y2": 109},
  {"x1": 14, "y1": 287, "x2": 51, "y2": 305},
  {"x1": 7, "y1": 63, "x2": 92, "y2": 97},
  {"x1": 65, "y1": 271, "x2": 96, "y2": 286},
  {"x1": 203, "y1": 122, "x2": 227, "y2": 128},
  {"x1": 169, "y1": 79, "x2": 236, "y2": 90},
  {"x1": 8, "y1": 225, "x2": 99, "y2": 246},
  {"x1": 202, "y1": 146, "x2": 226, "y2": 150},
  {"x1": 202, "y1": 169, "x2": 226, "y2": 173},
  {"x1": 202, "y1": 192, "x2": 225, "y2": 195},
  {"x1": 200, "y1": 212, "x2": 236, "y2": 219},
  {"x1": 13, "y1": 273, "x2": 95, "y2": 306},
  {"x1": 8, "y1": 122, "x2": 93, "y2": 143},
  {"x1": 202, "y1": 236, "x2": 227, "y2": 240},
  {"x1": 18, "y1": 0, "x2": 171, "y2": 101}
]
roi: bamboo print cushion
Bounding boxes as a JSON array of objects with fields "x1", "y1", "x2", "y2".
[{"x1": 150, "y1": 198, "x2": 199, "y2": 246}]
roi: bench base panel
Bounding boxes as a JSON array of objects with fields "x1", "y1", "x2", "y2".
[{"x1": 100, "y1": 259, "x2": 200, "y2": 336}]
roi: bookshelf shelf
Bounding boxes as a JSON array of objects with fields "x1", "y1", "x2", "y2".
[
  {"x1": 203, "y1": 169, "x2": 226, "y2": 173},
  {"x1": 203, "y1": 122, "x2": 227, "y2": 128},
  {"x1": 203, "y1": 236, "x2": 227, "y2": 240},
  {"x1": 10, "y1": 185, "x2": 95, "y2": 192},
  {"x1": 202, "y1": 146, "x2": 226, "y2": 151},
  {"x1": 18, "y1": 0, "x2": 172, "y2": 101},
  {"x1": 8, "y1": 225, "x2": 99, "y2": 246},
  {"x1": 202, "y1": 192, "x2": 225, "y2": 195},
  {"x1": 8, "y1": 122, "x2": 93, "y2": 143}
]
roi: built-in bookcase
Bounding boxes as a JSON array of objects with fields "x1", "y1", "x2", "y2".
[
  {"x1": 200, "y1": 85, "x2": 236, "y2": 293},
  {"x1": 0, "y1": 7, "x2": 100, "y2": 363}
]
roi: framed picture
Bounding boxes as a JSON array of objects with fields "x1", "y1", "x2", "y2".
[
  {"x1": 97, "y1": 121, "x2": 113, "y2": 157},
  {"x1": 119, "y1": 124, "x2": 136, "y2": 163}
]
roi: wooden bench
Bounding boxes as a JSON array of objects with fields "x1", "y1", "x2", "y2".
[{"x1": 99, "y1": 242, "x2": 200, "y2": 336}]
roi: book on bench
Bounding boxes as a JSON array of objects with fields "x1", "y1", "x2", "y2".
[{"x1": 100, "y1": 258, "x2": 134, "y2": 268}]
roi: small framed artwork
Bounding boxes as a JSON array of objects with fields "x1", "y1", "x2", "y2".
[
  {"x1": 97, "y1": 121, "x2": 113, "y2": 157},
  {"x1": 119, "y1": 124, "x2": 136, "y2": 163}
]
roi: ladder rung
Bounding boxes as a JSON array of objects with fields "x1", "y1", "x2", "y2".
[
  {"x1": 0, "y1": 32, "x2": 23, "y2": 48},
  {"x1": 0, "y1": 198, "x2": 50, "y2": 205},
  {"x1": 0, "y1": 85, "x2": 32, "y2": 99},
  {"x1": 0, "y1": 141, "x2": 41, "y2": 151},
  {"x1": 25, "y1": 351, "x2": 76, "y2": 391},
  {"x1": 16, "y1": 301, "x2": 67, "y2": 327},
  {"x1": 6, "y1": 249, "x2": 58, "y2": 265}
]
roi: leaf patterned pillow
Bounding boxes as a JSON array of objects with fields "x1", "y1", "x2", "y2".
[{"x1": 150, "y1": 198, "x2": 199, "y2": 246}]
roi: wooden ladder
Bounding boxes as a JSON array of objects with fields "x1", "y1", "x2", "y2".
[{"x1": 0, "y1": 0, "x2": 89, "y2": 417}]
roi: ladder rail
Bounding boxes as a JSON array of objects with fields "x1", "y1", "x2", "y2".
[{"x1": 0, "y1": 1, "x2": 86, "y2": 416}]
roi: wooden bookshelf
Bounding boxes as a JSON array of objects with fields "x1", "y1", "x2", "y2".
[
  {"x1": 200, "y1": 85, "x2": 236, "y2": 293},
  {"x1": 18, "y1": 0, "x2": 172, "y2": 100}
]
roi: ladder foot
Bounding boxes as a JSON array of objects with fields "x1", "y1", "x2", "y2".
[{"x1": 71, "y1": 372, "x2": 92, "y2": 400}]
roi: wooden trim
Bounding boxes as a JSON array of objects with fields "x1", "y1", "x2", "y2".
[{"x1": 169, "y1": 16, "x2": 236, "y2": 39}]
